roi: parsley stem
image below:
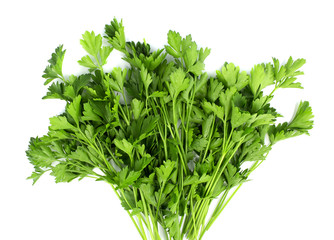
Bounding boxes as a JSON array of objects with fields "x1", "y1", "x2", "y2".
[
  {"x1": 200, "y1": 152, "x2": 270, "y2": 239},
  {"x1": 200, "y1": 115, "x2": 216, "y2": 163},
  {"x1": 185, "y1": 77, "x2": 197, "y2": 154},
  {"x1": 77, "y1": 128, "x2": 115, "y2": 174},
  {"x1": 107, "y1": 183, "x2": 145, "y2": 240},
  {"x1": 139, "y1": 189, "x2": 155, "y2": 239},
  {"x1": 121, "y1": 89, "x2": 131, "y2": 121},
  {"x1": 172, "y1": 100, "x2": 188, "y2": 174},
  {"x1": 185, "y1": 137, "x2": 245, "y2": 238}
]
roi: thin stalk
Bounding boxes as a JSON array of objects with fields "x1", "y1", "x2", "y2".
[
  {"x1": 107, "y1": 182, "x2": 145, "y2": 240},
  {"x1": 77, "y1": 128, "x2": 115, "y2": 174},
  {"x1": 121, "y1": 89, "x2": 131, "y2": 120},
  {"x1": 199, "y1": 152, "x2": 270, "y2": 239},
  {"x1": 172, "y1": 99, "x2": 188, "y2": 174},
  {"x1": 147, "y1": 205, "x2": 161, "y2": 240},
  {"x1": 139, "y1": 189, "x2": 155, "y2": 239},
  {"x1": 185, "y1": 137, "x2": 245, "y2": 237},
  {"x1": 200, "y1": 117, "x2": 216, "y2": 163}
]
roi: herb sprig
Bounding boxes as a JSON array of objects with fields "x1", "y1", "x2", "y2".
[{"x1": 27, "y1": 18, "x2": 314, "y2": 240}]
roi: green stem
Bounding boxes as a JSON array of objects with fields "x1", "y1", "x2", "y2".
[
  {"x1": 185, "y1": 137, "x2": 244, "y2": 238},
  {"x1": 199, "y1": 152, "x2": 270, "y2": 239},
  {"x1": 77, "y1": 128, "x2": 115, "y2": 174},
  {"x1": 139, "y1": 189, "x2": 155, "y2": 239},
  {"x1": 107, "y1": 183, "x2": 145, "y2": 240},
  {"x1": 172, "y1": 99, "x2": 188, "y2": 174},
  {"x1": 200, "y1": 116, "x2": 216, "y2": 163},
  {"x1": 122, "y1": 89, "x2": 131, "y2": 121}
]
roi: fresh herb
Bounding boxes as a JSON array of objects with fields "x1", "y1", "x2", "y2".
[{"x1": 27, "y1": 18, "x2": 314, "y2": 240}]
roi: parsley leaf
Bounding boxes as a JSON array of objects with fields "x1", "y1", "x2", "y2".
[{"x1": 42, "y1": 45, "x2": 66, "y2": 85}]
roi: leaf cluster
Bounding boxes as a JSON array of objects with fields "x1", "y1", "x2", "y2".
[{"x1": 27, "y1": 18, "x2": 314, "y2": 240}]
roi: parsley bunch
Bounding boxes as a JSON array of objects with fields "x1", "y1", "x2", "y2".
[{"x1": 27, "y1": 18, "x2": 314, "y2": 240}]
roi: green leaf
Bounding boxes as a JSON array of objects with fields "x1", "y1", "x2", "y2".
[
  {"x1": 190, "y1": 138, "x2": 208, "y2": 152},
  {"x1": 202, "y1": 114, "x2": 214, "y2": 138},
  {"x1": 181, "y1": 34, "x2": 193, "y2": 53},
  {"x1": 202, "y1": 101, "x2": 224, "y2": 121},
  {"x1": 43, "y1": 45, "x2": 66, "y2": 85},
  {"x1": 49, "y1": 116, "x2": 75, "y2": 130},
  {"x1": 169, "y1": 68, "x2": 189, "y2": 99},
  {"x1": 140, "y1": 65, "x2": 152, "y2": 94},
  {"x1": 69, "y1": 146, "x2": 93, "y2": 165},
  {"x1": 184, "y1": 174, "x2": 211, "y2": 186},
  {"x1": 165, "y1": 214, "x2": 180, "y2": 239},
  {"x1": 27, "y1": 170, "x2": 44, "y2": 185},
  {"x1": 267, "y1": 117, "x2": 312, "y2": 145},
  {"x1": 233, "y1": 92, "x2": 247, "y2": 109},
  {"x1": 131, "y1": 99, "x2": 144, "y2": 120},
  {"x1": 78, "y1": 55, "x2": 97, "y2": 68},
  {"x1": 289, "y1": 101, "x2": 314, "y2": 131},
  {"x1": 249, "y1": 64, "x2": 274, "y2": 97},
  {"x1": 67, "y1": 95, "x2": 82, "y2": 125},
  {"x1": 88, "y1": 100, "x2": 112, "y2": 123},
  {"x1": 285, "y1": 57, "x2": 306, "y2": 77},
  {"x1": 219, "y1": 87, "x2": 237, "y2": 118},
  {"x1": 199, "y1": 47, "x2": 211, "y2": 62},
  {"x1": 181, "y1": 80, "x2": 194, "y2": 101},
  {"x1": 84, "y1": 125, "x2": 95, "y2": 140},
  {"x1": 216, "y1": 63, "x2": 248, "y2": 90},
  {"x1": 149, "y1": 91, "x2": 168, "y2": 98},
  {"x1": 208, "y1": 78, "x2": 224, "y2": 102},
  {"x1": 250, "y1": 113, "x2": 275, "y2": 128},
  {"x1": 64, "y1": 85, "x2": 76, "y2": 99},
  {"x1": 165, "y1": 30, "x2": 182, "y2": 58},
  {"x1": 80, "y1": 31, "x2": 102, "y2": 56},
  {"x1": 184, "y1": 42, "x2": 198, "y2": 68},
  {"x1": 120, "y1": 189, "x2": 136, "y2": 210},
  {"x1": 134, "y1": 156, "x2": 154, "y2": 172},
  {"x1": 114, "y1": 167, "x2": 141, "y2": 189},
  {"x1": 272, "y1": 57, "x2": 286, "y2": 82},
  {"x1": 105, "y1": 18, "x2": 126, "y2": 51},
  {"x1": 279, "y1": 77, "x2": 303, "y2": 89},
  {"x1": 268, "y1": 123, "x2": 292, "y2": 144},
  {"x1": 156, "y1": 160, "x2": 175, "y2": 184},
  {"x1": 231, "y1": 106, "x2": 252, "y2": 129},
  {"x1": 140, "y1": 183, "x2": 157, "y2": 205},
  {"x1": 241, "y1": 141, "x2": 271, "y2": 162},
  {"x1": 224, "y1": 163, "x2": 246, "y2": 187},
  {"x1": 195, "y1": 72, "x2": 208, "y2": 94},
  {"x1": 42, "y1": 82, "x2": 65, "y2": 100},
  {"x1": 109, "y1": 67, "x2": 127, "y2": 92},
  {"x1": 114, "y1": 138, "x2": 133, "y2": 157},
  {"x1": 73, "y1": 74, "x2": 91, "y2": 95},
  {"x1": 26, "y1": 138, "x2": 56, "y2": 168},
  {"x1": 251, "y1": 96, "x2": 271, "y2": 113},
  {"x1": 249, "y1": 64, "x2": 266, "y2": 96},
  {"x1": 100, "y1": 46, "x2": 113, "y2": 65},
  {"x1": 131, "y1": 115, "x2": 159, "y2": 140},
  {"x1": 51, "y1": 163, "x2": 77, "y2": 183},
  {"x1": 81, "y1": 102, "x2": 102, "y2": 122},
  {"x1": 188, "y1": 61, "x2": 205, "y2": 76}
]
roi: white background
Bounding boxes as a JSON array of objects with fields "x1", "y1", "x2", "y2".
[{"x1": 1, "y1": 0, "x2": 333, "y2": 239}]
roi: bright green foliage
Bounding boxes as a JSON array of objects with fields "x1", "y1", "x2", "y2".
[
  {"x1": 80, "y1": 31, "x2": 102, "y2": 56},
  {"x1": 268, "y1": 101, "x2": 314, "y2": 144},
  {"x1": 42, "y1": 45, "x2": 66, "y2": 85},
  {"x1": 27, "y1": 19, "x2": 314, "y2": 240},
  {"x1": 216, "y1": 63, "x2": 248, "y2": 90},
  {"x1": 249, "y1": 63, "x2": 274, "y2": 97},
  {"x1": 169, "y1": 68, "x2": 189, "y2": 99}
]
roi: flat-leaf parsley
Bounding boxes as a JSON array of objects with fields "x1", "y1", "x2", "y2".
[{"x1": 27, "y1": 18, "x2": 314, "y2": 240}]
